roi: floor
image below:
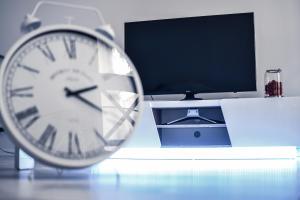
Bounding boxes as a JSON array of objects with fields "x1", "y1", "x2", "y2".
[{"x1": 0, "y1": 155, "x2": 300, "y2": 200}]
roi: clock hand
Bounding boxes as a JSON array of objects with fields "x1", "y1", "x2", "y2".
[
  {"x1": 64, "y1": 88, "x2": 102, "y2": 112},
  {"x1": 65, "y1": 85, "x2": 98, "y2": 97}
]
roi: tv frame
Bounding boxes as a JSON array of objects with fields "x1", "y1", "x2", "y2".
[{"x1": 125, "y1": 12, "x2": 257, "y2": 99}]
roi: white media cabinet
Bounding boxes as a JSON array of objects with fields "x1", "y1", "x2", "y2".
[
  {"x1": 15, "y1": 96, "x2": 300, "y2": 169},
  {"x1": 126, "y1": 96, "x2": 300, "y2": 148}
]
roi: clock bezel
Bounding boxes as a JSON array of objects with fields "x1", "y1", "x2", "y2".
[{"x1": 0, "y1": 24, "x2": 144, "y2": 168}]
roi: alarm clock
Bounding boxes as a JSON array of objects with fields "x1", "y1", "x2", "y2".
[{"x1": 0, "y1": 14, "x2": 143, "y2": 168}]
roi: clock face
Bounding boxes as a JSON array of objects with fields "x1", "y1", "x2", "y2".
[{"x1": 0, "y1": 26, "x2": 143, "y2": 168}]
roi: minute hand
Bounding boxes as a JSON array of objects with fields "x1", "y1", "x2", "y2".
[{"x1": 64, "y1": 87, "x2": 102, "y2": 112}]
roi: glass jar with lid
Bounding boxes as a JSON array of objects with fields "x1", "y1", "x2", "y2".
[{"x1": 264, "y1": 68, "x2": 283, "y2": 97}]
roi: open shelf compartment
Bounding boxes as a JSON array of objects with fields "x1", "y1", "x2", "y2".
[{"x1": 152, "y1": 106, "x2": 231, "y2": 147}]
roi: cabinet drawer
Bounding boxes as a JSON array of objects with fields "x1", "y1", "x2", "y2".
[{"x1": 159, "y1": 127, "x2": 231, "y2": 147}]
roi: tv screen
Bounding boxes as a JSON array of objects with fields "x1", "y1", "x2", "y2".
[{"x1": 125, "y1": 13, "x2": 256, "y2": 96}]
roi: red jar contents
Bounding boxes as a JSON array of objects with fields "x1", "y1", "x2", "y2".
[
  {"x1": 264, "y1": 68, "x2": 283, "y2": 97},
  {"x1": 265, "y1": 80, "x2": 282, "y2": 97}
]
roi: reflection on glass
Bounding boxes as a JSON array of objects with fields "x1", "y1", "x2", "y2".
[
  {"x1": 111, "y1": 48, "x2": 131, "y2": 75},
  {"x1": 89, "y1": 40, "x2": 142, "y2": 148}
]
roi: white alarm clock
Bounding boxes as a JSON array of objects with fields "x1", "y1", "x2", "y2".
[{"x1": 0, "y1": 16, "x2": 143, "y2": 168}]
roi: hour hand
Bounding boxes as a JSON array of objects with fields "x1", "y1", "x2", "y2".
[{"x1": 65, "y1": 85, "x2": 98, "y2": 97}]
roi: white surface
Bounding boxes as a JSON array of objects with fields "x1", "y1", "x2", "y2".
[
  {"x1": 150, "y1": 100, "x2": 220, "y2": 108},
  {"x1": 16, "y1": 97, "x2": 300, "y2": 169},
  {"x1": 1, "y1": 155, "x2": 299, "y2": 200},
  {"x1": 141, "y1": 98, "x2": 300, "y2": 147},
  {"x1": 1, "y1": 0, "x2": 300, "y2": 98},
  {"x1": 112, "y1": 147, "x2": 297, "y2": 160},
  {"x1": 221, "y1": 97, "x2": 300, "y2": 146}
]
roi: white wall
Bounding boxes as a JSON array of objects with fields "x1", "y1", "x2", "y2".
[{"x1": 0, "y1": 0, "x2": 300, "y2": 99}]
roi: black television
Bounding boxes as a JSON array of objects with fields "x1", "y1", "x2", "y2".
[{"x1": 125, "y1": 12, "x2": 256, "y2": 100}]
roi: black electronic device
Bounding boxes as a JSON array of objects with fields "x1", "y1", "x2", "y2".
[{"x1": 125, "y1": 12, "x2": 256, "y2": 100}]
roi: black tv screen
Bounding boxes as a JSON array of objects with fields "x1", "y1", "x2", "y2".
[{"x1": 125, "y1": 13, "x2": 256, "y2": 96}]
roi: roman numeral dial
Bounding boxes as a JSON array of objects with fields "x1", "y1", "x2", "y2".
[
  {"x1": 63, "y1": 37, "x2": 76, "y2": 59},
  {"x1": 11, "y1": 86, "x2": 33, "y2": 98},
  {"x1": 68, "y1": 132, "x2": 82, "y2": 156},
  {"x1": 38, "y1": 124, "x2": 57, "y2": 151},
  {"x1": 15, "y1": 106, "x2": 40, "y2": 129},
  {"x1": 17, "y1": 64, "x2": 40, "y2": 74},
  {"x1": 1, "y1": 28, "x2": 141, "y2": 168},
  {"x1": 37, "y1": 42, "x2": 55, "y2": 62}
]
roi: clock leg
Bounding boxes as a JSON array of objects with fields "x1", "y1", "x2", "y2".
[{"x1": 15, "y1": 147, "x2": 34, "y2": 170}]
